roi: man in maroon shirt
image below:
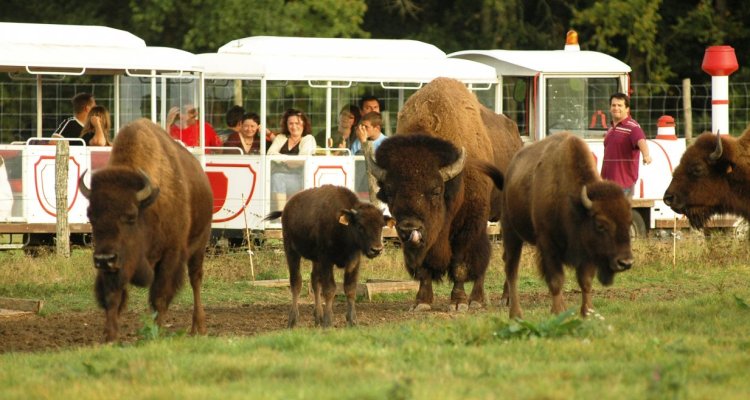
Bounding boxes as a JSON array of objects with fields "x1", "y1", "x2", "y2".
[{"x1": 601, "y1": 93, "x2": 652, "y2": 197}]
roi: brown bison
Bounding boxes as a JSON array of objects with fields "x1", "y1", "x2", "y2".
[
  {"x1": 264, "y1": 185, "x2": 394, "y2": 328},
  {"x1": 367, "y1": 77, "x2": 521, "y2": 311},
  {"x1": 663, "y1": 129, "x2": 750, "y2": 228},
  {"x1": 80, "y1": 119, "x2": 213, "y2": 342},
  {"x1": 501, "y1": 132, "x2": 634, "y2": 318}
]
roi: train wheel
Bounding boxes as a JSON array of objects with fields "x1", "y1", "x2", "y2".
[{"x1": 630, "y1": 210, "x2": 647, "y2": 239}]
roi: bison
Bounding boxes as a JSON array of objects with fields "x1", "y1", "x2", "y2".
[
  {"x1": 264, "y1": 185, "x2": 394, "y2": 328},
  {"x1": 80, "y1": 119, "x2": 213, "y2": 342},
  {"x1": 663, "y1": 129, "x2": 750, "y2": 228},
  {"x1": 367, "y1": 77, "x2": 521, "y2": 311},
  {"x1": 501, "y1": 132, "x2": 634, "y2": 318}
]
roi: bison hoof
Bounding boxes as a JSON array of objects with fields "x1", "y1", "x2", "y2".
[
  {"x1": 410, "y1": 303, "x2": 432, "y2": 312},
  {"x1": 469, "y1": 301, "x2": 484, "y2": 309},
  {"x1": 452, "y1": 303, "x2": 469, "y2": 313}
]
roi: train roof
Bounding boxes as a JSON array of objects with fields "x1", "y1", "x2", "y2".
[
  {"x1": 0, "y1": 22, "x2": 202, "y2": 74},
  {"x1": 200, "y1": 36, "x2": 498, "y2": 84},
  {"x1": 448, "y1": 49, "x2": 631, "y2": 76}
]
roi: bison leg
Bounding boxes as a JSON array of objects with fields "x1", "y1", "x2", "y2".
[
  {"x1": 502, "y1": 232, "x2": 524, "y2": 319},
  {"x1": 576, "y1": 264, "x2": 596, "y2": 317},
  {"x1": 187, "y1": 245, "x2": 207, "y2": 335},
  {"x1": 467, "y1": 236, "x2": 490, "y2": 308},
  {"x1": 343, "y1": 259, "x2": 361, "y2": 327},
  {"x1": 310, "y1": 261, "x2": 325, "y2": 326},
  {"x1": 411, "y1": 274, "x2": 434, "y2": 312},
  {"x1": 540, "y1": 251, "x2": 566, "y2": 315},
  {"x1": 95, "y1": 272, "x2": 128, "y2": 342},
  {"x1": 320, "y1": 262, "x2": 337, "y2": 328},
  {"x1": 450, "y1": 281, "x2": 469, "y2": 312},
  {"x1": 150, "y1": 251, "x2": 186, "y2": 329},
  {"x1": 286, "y1": 251, "x2": 302, "y2": 328}
]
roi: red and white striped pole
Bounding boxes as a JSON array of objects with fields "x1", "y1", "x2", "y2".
[{"x1": 702, "y1": 45, "x2": 739, "y2": 135}]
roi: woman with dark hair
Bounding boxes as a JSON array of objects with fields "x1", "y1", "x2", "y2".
[
  {"x1": 224, "y1": 112, "x2": 261, "y2": 154},
  {"x1": 267, "y1": 108, "x2": 316, "y2": 155},
  {"x1": 267, "y1": 109, "x2": 317, "y2": 210}
]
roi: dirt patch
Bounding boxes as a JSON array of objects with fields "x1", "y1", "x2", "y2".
[
  {"x1": 0, "y1": 287, "x2": 649, "y2": 353},
  {"x1": 0, "y1": 297, "x2": 493, "y2": 353}
]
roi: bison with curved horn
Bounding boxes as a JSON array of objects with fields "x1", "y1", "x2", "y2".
[
  {"x1": 79, "y1": 118, "x2": 213, "y2": 342},
  {"x1": 500, "y1": 132, "x2": 634, "y2": 318},
  {"x1": 367, "y1": 77, "x2": 522, "y2": 311},
  {"x1": 663, "y1": 129, "x2": 750, "y2": 229}
]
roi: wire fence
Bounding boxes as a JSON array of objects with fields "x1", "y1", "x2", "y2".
[
  {"x1": 630, "y1": 82, "x2": 750, "y2": 137},
  {"x1": 1, "y1": 80, "x2": 750, "y2": 143}
]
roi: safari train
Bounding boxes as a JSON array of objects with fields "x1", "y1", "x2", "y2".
[{"x1": 0, "y1": 22, "x2": 698, "y2": 249}]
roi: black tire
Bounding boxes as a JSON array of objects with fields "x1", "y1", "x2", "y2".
[{"x1": 630, "y1": 209, "x2": 647, "y2": 239}]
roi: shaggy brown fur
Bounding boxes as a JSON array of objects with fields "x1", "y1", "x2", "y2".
[
  {"x1": 374, "y1": 77, "x2": 522, "y2": 311},
  {"x1": 264, "y1": 185, "x2": 393, "y2": 328},
  {"x1": 664, "y1": 126, "x2": 750, "y2": 229},
  {"x1": 82, "y1": 119, "x2": 213, "y2": 342},
  {"x1": 501, "y1": 132, "x2": 634, "y2": 318}
]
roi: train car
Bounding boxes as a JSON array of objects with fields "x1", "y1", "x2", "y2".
[
  {"x1": 0, "y1": 22, "x2": 205, "y2": 249},
  {"x1": 449, "y1": 31, "x2": 721, "y2": 237},
  {"x1": 198, "y1": 36, "x2": 502, "y2": 242}
]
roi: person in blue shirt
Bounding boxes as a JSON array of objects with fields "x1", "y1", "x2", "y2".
[{"x1": 350, "y1": 111, "x2": 387, "y2": 155}]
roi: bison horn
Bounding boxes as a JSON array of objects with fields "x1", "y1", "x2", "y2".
[
  {"x1": 79, "y1": 170, "x2": 91, "y2": 199},
  {"x1": 581, "y1": 185, "x2": 593, "y2": 210},
  {"x1": 709, "y1": 130, "x2": 723, "y2": 162},
  {"x1": 439, "y1": 147, "x2": 466, "y2": 182},
  {"x1": 365, "y1": 144, "x2": 387, "y2": 182},
  {"x1": 135, "y1": 169, "x2": 154, "y2": 202}
]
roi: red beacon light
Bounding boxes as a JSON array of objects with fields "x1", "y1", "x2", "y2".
[
  {"x1": 702, "y1": 46, "x2": 739, "y2": 76},
  {"x1": 564, "y1": 30, "x2": 580, "y2": 51},
  {"x1": 655, "y1": 115, "x2": 677, "y2": 140}
]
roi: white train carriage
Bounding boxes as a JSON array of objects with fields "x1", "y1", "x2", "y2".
[
  {"x1": 0, "y1": 22, "x2": 205, "y2": 247},
  {"x1": 450, "y1": 34, "x2": 702, "y2": 237},
  {"x1": 199, "y1": 36, "x2": 502, "y2": 240}
]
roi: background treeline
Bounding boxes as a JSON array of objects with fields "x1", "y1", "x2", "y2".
[{"x1": 2, "y1": 0, "x2": 749, "y2": 84}]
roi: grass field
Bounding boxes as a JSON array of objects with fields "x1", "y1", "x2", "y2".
[{"x1": 1, "y1": 234, "x2": 749, "y2": 399}]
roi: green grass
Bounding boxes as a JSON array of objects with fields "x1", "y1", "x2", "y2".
[{"x1": 1, "y1": 235, "x2": 750, "y2": 399}]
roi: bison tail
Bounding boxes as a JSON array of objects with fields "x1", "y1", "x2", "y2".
[
  {"x1": 475, "y1": 162, "x2": 504, "y2": 190},
  {"x1": 263, "y1": 211, "x2": 283, "y2": 221}
]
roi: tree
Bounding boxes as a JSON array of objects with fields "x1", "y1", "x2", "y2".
[
  {"x1": 364, "y1": 0, "x2": 576, "y2": 53},
  {"x1": 571, "y1": 0, "x2": 673, "y2": 84},
  {"x1": 130, "y1": 0, "x2": 368, "y2": 53}
]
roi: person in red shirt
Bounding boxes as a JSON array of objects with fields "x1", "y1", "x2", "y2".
[
  {"x1": 601, "y1": 93, "x2": 652, "y2": 197},
  {"x1": 166, "y1": 105, "x2": 222, "y2": 147}
]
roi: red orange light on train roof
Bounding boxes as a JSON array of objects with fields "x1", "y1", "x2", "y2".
[{"x1": 565, "y1": 30, "x2": 580, "y2": 51}]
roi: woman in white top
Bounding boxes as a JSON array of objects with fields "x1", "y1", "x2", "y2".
[{"x1": 267, "y1": 109, "x2": 317, "y2": 210}]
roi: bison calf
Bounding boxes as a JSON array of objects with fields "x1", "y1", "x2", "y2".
[
  {"x1": 501, "y1": 132, "x2": 634, "y2": 318},
  {"x1": 264, "y1": 185, "x2": 394, "y2": 328}
]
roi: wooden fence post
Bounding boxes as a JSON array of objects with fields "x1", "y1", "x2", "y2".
[
  {"x1": 55, "y1": 140, "x2": 70, "y2": 258},
  {"x1": 682, "y1": 78, "x2": 693, "y2": 143}
]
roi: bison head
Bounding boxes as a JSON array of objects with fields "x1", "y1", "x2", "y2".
[
  {"x1": 663, "y1": 132, "x2": 737, "y2": 229},
  {"x1": 577, "y1": 182, "x2": 634, "y2": 285},
  {"x1": 367, "y1": 134, "x2": 466, "y2": 267},
  {"x1": 80, "y1": 167, "x2": 160, "y2": 275},
  {"x1": 338, "y1": 203, "x2": 395, "y2": 259}
]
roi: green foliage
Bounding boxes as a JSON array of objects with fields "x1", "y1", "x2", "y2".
[
  {"x1": 129, "y1": 0, "x2": 368, "y2": 53},
  {"x1": 136, "y1": 312, "x2": 161, "y2": 342},
  {"x1": 494, "y1": 309, "x2": 586, "y2": 340},
  {"x1": 572, "y1": 0, "x2": 674, "y2": 84}
]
